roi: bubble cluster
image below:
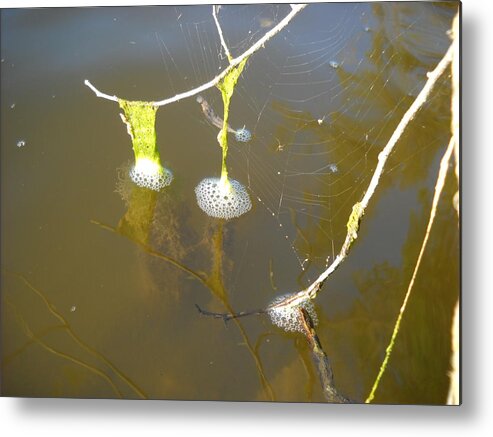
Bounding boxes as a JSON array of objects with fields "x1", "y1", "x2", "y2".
[
  {"x1": 195, "y1": 177, "x2": 252, "y2": 219},
  {"x1": 235, "y1": 127, "x2": 252, "y2": 143},
  {"x1": 267, "y1": 294, "x2": 318, "y2": 333},
  {"x1": 129, "y1": 158, "x2": 173, "y2": 191}
]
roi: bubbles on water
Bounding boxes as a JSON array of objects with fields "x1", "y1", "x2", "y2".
[
  {"x1": 329, "y1": 61, "x2": 340, "y2": 69},
  {"x1": 129, "y1": 158, "x2": 173, "y2": 191},
  {"x1": 195, "y1": 177, "x2": 252, "y2": 219},
  {"x1": 16, "y1": 140, "x2": 26, "y2": 148},
  {"x1": 267, "y1": 294, "x2": 318, "y2": 333},
  {"x1": 329, "y1": 163, "x2": 338, "y2": 173},
  {"x1": 235, "y1": 127, "x2": 252, "y2": 143},
  {"x1": 10, "y1": 103, "x2": 15, "y2": 109}
]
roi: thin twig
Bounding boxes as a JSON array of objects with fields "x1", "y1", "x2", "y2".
[
  {"x1": 285, "y1": 40, "x2": 455, "y2": 305},
  {"x1": 84, "y1": 4, "x2": 307, "y2": 107},
  {"x1": 195, "y1": 304, "x2": 266, "y2": 322},
  {"x1": 212, "y1": 5, "x2": 232, "y2": 62},
  {"x1": 365, "y1": 136, "x2": 456, "y2": 404},
  {"x1": 84, "y1": 79, "x2": 118, "y2": 103}
]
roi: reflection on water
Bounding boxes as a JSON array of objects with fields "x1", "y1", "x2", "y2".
[{"x1": 1, "y1": 3, "x2": 459, "y2": 404}]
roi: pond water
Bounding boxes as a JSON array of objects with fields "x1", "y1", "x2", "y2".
[{"x1": 1, "y1": 2, "x2": 459, "y2": 404}]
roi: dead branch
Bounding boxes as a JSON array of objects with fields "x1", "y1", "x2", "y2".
[
  {"x1": 84, "y1": 4, "x2": 307, "y2": 107},
  {"x1": 299, "y1": 308, "x2": 350, "y2": 403}
]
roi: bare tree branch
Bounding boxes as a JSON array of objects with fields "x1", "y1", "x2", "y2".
[{"x1": 84, "y1": 4, "x2": 307, "y2": 107}]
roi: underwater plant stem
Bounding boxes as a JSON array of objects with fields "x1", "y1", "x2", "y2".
[
  {"x1": 90, "y1": 219, "x2": 210, "y2": 290},
  {"x1": 84, "y1": 5, "x2": 306, "y2": 107},
  {"x1": 200, "y1": 222, "x2": 274, "y2": 400},
  {"x1": 5, "y1": 298, "x2": 124, "y2": 399},
  {"x1": 4, "y1": 270, "x2": 148, "y2": 399},
  {"x1": 365, "y1": 136, "x2": 456, "y2": 404},
  {"x1": 212, "y1": 5, "x2": 232, "y2": 62}
]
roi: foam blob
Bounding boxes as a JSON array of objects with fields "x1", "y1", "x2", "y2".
[
  {"x1": 267, "y1": 294, "x2": 318, "y2": 333},
  {"x1": 129, "y1": 158, "x2": 173, "y2": 191},
  {"x1": 235, "y1": 127, "x2": 252, "y2": 143},
  {"x1": 195, "y1": 177, "x2": 252, "y2": 219}
]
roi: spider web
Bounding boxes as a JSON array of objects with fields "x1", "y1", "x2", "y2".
[{"x1": 150, "y1": 3, "x2": 454, "y2": 289}]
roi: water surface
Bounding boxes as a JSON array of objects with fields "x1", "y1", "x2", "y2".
[{"x1": 1, "y1": 2, "x2": 459, "y2": 404}]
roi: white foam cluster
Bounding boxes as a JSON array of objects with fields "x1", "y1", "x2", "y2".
[
  {"x1": 129, "y1": 158, "x2": 173, "y2": 191},
  {"x1": 235, "y1": 127, "x2": 252, "y2": 143},
  {"x1": 267, "y1": 294, "x2": 318, "y2": 333},
  {"x1": 195, "y1": 177, "x2": 252, "y2": 219}
]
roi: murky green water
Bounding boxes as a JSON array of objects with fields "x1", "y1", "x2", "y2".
[{"x1": 1, "y1": 2, "x2": 459, "y2": 404}]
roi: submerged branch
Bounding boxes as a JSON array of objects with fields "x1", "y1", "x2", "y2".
[
  {"x1": 195, "y1": 304, "x2": 266, "y2": 322},
  {"x1": 299, "y1": 308, "x2": 350, "y2": 403},
  {"x1": 365, "y1": 136, "x2": 456, "y2": 404},
  {"x1": 84, "y1": 5, "x2": 306, "y2": 107}
]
